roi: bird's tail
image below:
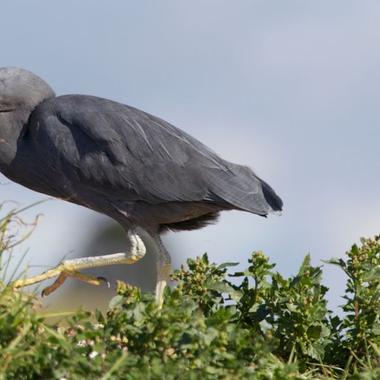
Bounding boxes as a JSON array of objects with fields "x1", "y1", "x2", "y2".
[
  {"x1": 260, "y1": 178, "x2": 283, "y2": 212},
  {"x1": 207, "y1": 163, "x2": 283, "y2": 216}
]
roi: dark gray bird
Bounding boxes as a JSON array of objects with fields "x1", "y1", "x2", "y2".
[{"x1": 0, "y1": 67, "x2": 282, "y2": 305}]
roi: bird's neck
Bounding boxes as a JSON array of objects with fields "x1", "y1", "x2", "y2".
[{"x1": 0, "y1": 108, "x2": 31, "y2": 170}]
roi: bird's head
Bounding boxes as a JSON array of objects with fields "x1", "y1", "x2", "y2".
[
  {"x1": 0, "y1": 67, "x2": 55, "y2": 116},
  {"x1": 0, "y1": 67, "x2": 55, "y2": 167}
]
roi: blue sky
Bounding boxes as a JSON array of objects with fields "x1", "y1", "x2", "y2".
[{"x1": 1, "y1": 1, "x2": 380, "y2": 310}]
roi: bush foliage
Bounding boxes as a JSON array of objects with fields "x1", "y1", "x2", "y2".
[{"x1": 1, "y1": 205, "x2": 380, "y2": 379}]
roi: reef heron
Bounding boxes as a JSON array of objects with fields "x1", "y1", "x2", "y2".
[{"x1": 0, "y1": 67, "x2": 283, "y2": 305}]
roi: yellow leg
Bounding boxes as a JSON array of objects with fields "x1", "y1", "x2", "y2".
[
  {"x1": 11, "y1": 229, "x2": 147, "y2": 296},
  {"x1": 11, "y1": 227, "x2": 173, "y2": 307},
  {"x1": 155, "y1": 263, "x2": 172, "y2": 308},
  {"x1": 41, "y1": 271, "x2": 109, "y2": 297}
]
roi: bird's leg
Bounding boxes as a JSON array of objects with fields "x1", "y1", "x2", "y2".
[
  {"x1": 155, "y1": 259, "x2": 172, "y2": 308},
  {"x1": 152, "y1": 236, "x2": 172, "y2": 307},
  {"x1": 11, "y1": 228, "x2": 147, "y2": 295}
]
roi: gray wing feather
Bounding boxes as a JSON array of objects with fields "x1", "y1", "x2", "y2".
[{"x1": 30, "y1": 95, "x2": 281, "y2": 214}]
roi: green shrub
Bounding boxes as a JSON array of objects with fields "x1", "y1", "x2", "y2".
[{"x1": 1, "y1": 205, "x2": 380, "y2": 379}]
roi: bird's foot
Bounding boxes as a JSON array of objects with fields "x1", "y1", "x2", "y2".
[
  {"x1": 11, "y1": 261, "x2": 111, "y2": 296},
  {"x1": 41, "y1": 270, "x2": 110, "y2": 297},
  {"x1": 11, "y1": 239, "x2": 147, "y2": 296}
]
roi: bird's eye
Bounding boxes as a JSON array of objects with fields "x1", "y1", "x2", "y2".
[{"x1": 0, "y1": 105, "x2": 14, "y2": 113}]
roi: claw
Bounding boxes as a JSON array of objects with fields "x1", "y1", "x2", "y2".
[{"x1": 97, "y1": 276, "x2": 111, "y2": 288}]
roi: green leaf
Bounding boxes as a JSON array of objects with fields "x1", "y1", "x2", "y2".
[
  {"x1": 108, "y1": 295, "x2": 124, "y2": 309},
  {"x1": 307, "y1": 325, "x2": 322, "y2": 339},
  {"x1": 218, "y1": 262, "x2": 239, "y2": 269},
  {"x1": 362, "y1": 266, "x2": 380, "y2": 282}
]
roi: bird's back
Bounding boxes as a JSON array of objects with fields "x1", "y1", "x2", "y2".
[{"x1": 12, "y1": 95, "x2": 282, "y2": 230}]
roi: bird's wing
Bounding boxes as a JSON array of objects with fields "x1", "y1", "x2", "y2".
[
  {"x1": 30, "y1": 95, "x2": 227, "y2": 203},
  {"x1": 30, "y1": 95, "x2": 282, "y2": 213}
]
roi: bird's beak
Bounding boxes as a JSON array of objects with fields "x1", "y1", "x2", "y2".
[{"x1": 0, "y1": 108, "x2": 14, "y2": 113}]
